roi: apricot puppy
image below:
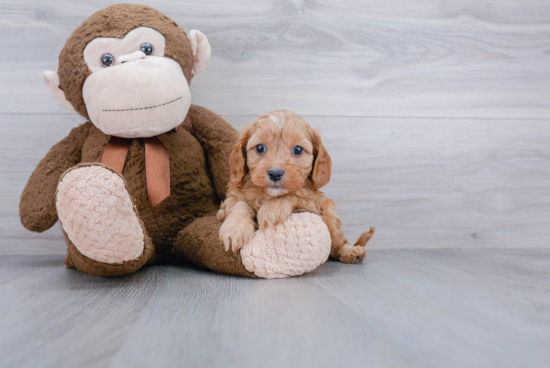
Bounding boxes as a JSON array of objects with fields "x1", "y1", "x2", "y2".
[{"x1": 218, "y1": 110, "x2": 375, "y2": 264}]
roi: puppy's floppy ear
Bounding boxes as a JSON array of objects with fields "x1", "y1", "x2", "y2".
[
  {"x1": 229, "y1": 125, "x2": 252, "y2": 186},
  {"x1": 310, "y1": 129, "x2": 332, "y2": 189}
]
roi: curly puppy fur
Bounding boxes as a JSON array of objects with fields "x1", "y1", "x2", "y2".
[{"x1": 218, "y1": 110, "x2": 375, "y2": 263}]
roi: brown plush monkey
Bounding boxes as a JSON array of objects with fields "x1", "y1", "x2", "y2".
[{"x1": 20, "y1": 4, "x2": 332, "y2": 278}]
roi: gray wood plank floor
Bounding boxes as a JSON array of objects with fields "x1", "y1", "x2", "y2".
[
  {"x1": 1, "y1": 249, "x2": 549, "y2": 368},
  {"x1": 1, "y1": 1, "x2": 549, "y2": 367}
]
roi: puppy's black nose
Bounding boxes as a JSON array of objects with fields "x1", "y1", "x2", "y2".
[{"x1": 267, "y1": 168, "x2": 284, "y2": 182}]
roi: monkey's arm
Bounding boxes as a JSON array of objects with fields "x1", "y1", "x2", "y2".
[
  {"x1": 20, "y1": 123, "x2": 91, "y2": 232},
  {"x1": 189, "y1": 105, "x2": 239, "y2": 201}
]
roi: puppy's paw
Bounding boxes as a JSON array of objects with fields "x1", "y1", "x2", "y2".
[
  {"x1": 216, "y1": 208, "x2": 226, "y2": 222},
  {"x1": 258, "y1": 216, "x2": 288, "y2": 231},
  {"x1": 338, "y1": 245, "x2": 367, "y2": 264},
  {"x1": 257, "y1": 204, "x2": 292, "y2": 231},
  {"x1": 219, "y1": 219, "x2": 255, "y2": 252},
  {"x1": 216, "y1": 200, "x2": 227, "y2": 221}
]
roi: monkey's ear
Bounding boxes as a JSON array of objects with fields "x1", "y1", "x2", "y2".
[
  {"x1": 187, "y1": 30, "x2": 211, "y2": 75},
  {"x1": 42, "y1": 71, "x2": 75, "y2": 111}
]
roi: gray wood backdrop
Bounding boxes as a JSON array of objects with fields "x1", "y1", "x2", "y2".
[{"x1": 1, "y1": 0, "x2": 550, "y2": 254}]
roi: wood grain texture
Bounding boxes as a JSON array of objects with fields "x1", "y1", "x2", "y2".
[
  {"x1": 2, "y1": 0, "x2": 550, "y2": 253},
  {"x1": 0, "y1": 249, "x2": 548, "y2": 368},
  {"x1": 2, "y1": 113, "x2": 550, "y2": 254},
  {"x1": 1, "y1": 2, "x2": 549, "y2": 368},
  {"x1": 1, "y1": 0, "x2": 550, "y2": 118}
]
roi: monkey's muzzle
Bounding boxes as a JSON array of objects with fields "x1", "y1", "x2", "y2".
[{"x1": 83, "y1": 56, "x2": 191, "y2": 138}]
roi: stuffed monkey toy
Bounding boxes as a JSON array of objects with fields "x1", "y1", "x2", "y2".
[{"x1": 20, "y1": 4, "x2": 331, "y2": 278}]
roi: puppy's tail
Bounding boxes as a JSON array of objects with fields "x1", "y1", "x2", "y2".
[{"x1": 354, "y1": 227, "x2": 375, "y2": 247}]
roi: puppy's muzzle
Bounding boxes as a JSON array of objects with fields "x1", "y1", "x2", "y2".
[{"x1": 267, "y1": 168, "x2": 284, "y2": 182}]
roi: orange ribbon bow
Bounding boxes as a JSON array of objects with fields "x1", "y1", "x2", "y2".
[{"x1": 101, "y1": 136, "x2": 170, "y2": 207}]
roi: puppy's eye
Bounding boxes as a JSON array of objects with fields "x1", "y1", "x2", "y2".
[
  {"x1": 100, "y1": 53, "x2": 115, "y2": 67},
  {"x1": 140, "y1": 42, "x2": 154, "y2": 56},
  {"x1": 255, "y1": 144, "x2": 266, "y2": 154},
  {"x1": 293, "y1": 146, "x2": 304, "y2": 156}
]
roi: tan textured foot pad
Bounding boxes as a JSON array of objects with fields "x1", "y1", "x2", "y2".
[
  {"x1": 240, "y1": 213, "x2": 331, "y2": 279},
  {"x1": 56, "y1": 164, "x2": 145, "y2": 264}
]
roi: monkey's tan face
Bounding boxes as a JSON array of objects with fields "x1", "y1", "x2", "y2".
[{"x1": 81, "y1": 27, "x2": 190, "y2": 138}]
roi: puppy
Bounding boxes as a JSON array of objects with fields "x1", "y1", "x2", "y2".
[{"x1": 217, "y1": 110, "x2": 375, "y2": 264}]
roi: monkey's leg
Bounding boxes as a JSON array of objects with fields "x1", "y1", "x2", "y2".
[
  {"x1": 174, "y1": 215, "x2": 257, "y2": 278},
  {"x1": 173, "y1": 213, "x2": 331, "y2": 279},
  {"x1": 56, "y1": 163, "x2": 154, "y2": 276}
]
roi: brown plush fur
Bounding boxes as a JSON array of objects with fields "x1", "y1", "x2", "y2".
[
  {"x1": 174, "y1": 214, "x2": 258, "y2": 278},
  {"x1": 20, "y1": 4, "x2": 255, "y2": 277},
  {"x1": 58, "y1": 4, "x2": 195, "y2": 120},
  {"x1": 218, "y1": 110, "x2": 375, "y2": 263}
]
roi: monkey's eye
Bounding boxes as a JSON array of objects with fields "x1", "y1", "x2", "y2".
[
  {"x1": 255, "y1": 144, "x2": 266, "y2": 154},
  {"x1": 100, "y1": 53, "x2": 115, "y2": 67},
  {"x1": 292, "y1": 146, "x2": 304, "y2": 156},
  {"x1": 140, "y1": 42, "x2": 154, "y2": 55}
]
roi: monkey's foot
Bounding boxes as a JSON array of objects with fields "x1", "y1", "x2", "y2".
[
  {"x1": 240, "y1": 213, "x2": 332, "y2": 279},
  {"x1": 56, "y1": 164, "x2": 152, "y2": 274}
]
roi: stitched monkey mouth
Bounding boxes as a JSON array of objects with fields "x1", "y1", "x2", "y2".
[{"x1": 102, "y1": 96, "x2": 183, "y2": 112}]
